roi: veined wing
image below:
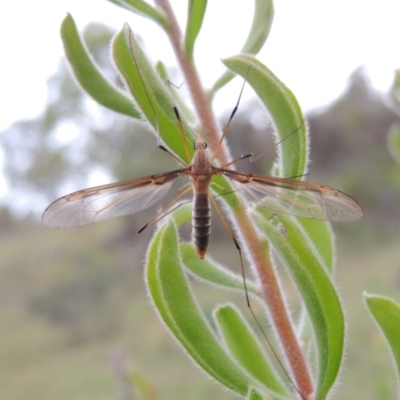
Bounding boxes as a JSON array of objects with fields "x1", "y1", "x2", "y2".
[
  {"x1": 42, "y1": 168, "x2": 188, "y2": 228},
  {"x1": 218, "y1": 169, "x2": 363, "y2": 222}
]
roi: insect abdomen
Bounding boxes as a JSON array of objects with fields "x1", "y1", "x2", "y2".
[{"x1": 192, "y1": 192, "x2": 211, "y2": 259}]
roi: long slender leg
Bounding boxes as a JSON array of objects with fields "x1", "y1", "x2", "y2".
[
  {"x1": 166, "y1": 81, "x2": 192, "y2": 162},
  {"x1": 125, "y1": 24, "x2": 189, "y2": 168},
  {"x1": 138, "y1": 186, "x2": 193, "y2": 233},
  {"x1": 208, "y1": 193, "x2": 306, "y2": 400},
  {"x1": 250, "y1": 120, "x2": 306, "y2": 164},
  {"x1": 211, "y1": 66, "x2": 250, "y2": 162}
]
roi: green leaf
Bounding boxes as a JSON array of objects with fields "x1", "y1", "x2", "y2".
[
  {"x1": 287, "y1": 218, "x2": 335, "y2": 359},
  {"x1": 184, "y1": 0, "x2": 208, "y2": 58},
  {"x1": 145, "y1": 219, "x2": 261, "y2": 395},
  {"x1": 297, "y1": 219, "x2": 334, "y2": 273},
  {"x1": 180, "y1": 243, "x2": 259, "y2": 296},
  {"x1": 210, "y1": 0, "x2": 274, "y2": 96},
  {"x1": 104, "y1": 0, "x2": 168, "y2": 29},
  {"x1": 252, "y1": 213, "x2": 344, "y2": 400},
  {"x1": 222, "y1": 54, "x2": 307, "y2": 179},
  {"x1": 60, "y1": 14, "x2": 140, "y2": 118},
  {"x1": 387, "y1": 123, "x2": 400, "y2": 165},
  {"x1": 365, "y1": 293, "x2": 400, "y2": 391},
  {"x1": 207, "y1": 53, "x2": 308, "y2": 214},
  {"x1": 112, "y1": 25, "x2": 193, "y2": 164},
  {"x1": 215, "y1": 304, "x2": 289, "y2": 398},
  {"x1": 170, "y1": 202, "x2": 193, "y2": 227}
]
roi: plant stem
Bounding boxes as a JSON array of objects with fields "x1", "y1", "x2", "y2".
[
  {"x1": 154, "y1": 0, "x2": 230, "y2": 165},
  {"x1": 154, "y1": 0, "x2": 313, "y2": 397}
]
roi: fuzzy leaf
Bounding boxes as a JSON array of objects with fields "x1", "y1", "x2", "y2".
[
  {"x1": 184, "y1": 0, "x2": 208, "y2": 58},
  {"x1": 252, "y1": 213, "x2": 344, "y2": 400},
  {"x1": 170, "y1": 202, "x2": 193, "y2": 227},
  {"x1": 365, "y1": 293, "x2": 400, "y2": 392},
  {"x1": 222, "y1": 54, "x2": 307, "y2": 179},
  {"x1": 112, "y1": 25, "x2": 194, "y2": 164},
  {"x1": 145, "y1": 219, "x2": 262, "y2": 395},
  {"x1": 297, "y1": 219, "x2": 334, "y2": 273},
  {"x1": 180, "y1": 243, "x2": 259, "y2": 296},
  {"x1": 60, "y1": 14, "x2": 140, "y2": 118},
  {"x1": 211, "y1": 0, "x2": 274, "y2": 96},
  {"x1": 215, "y1": 304, "x2": 289, "y2": 398},
  {"x1": 207, "y1": 53, "x2": 308, "y2": 215}
]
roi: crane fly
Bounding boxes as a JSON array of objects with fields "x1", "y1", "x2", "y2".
[
  {"x1": 42, "y1": 25, "x2": 362, "y2": 400},
  {"x1": 42, "y1": 40, "x2": 362, "y2": 260},
  {"x1": 42, "y1": 132, "x2": 363, "y2": 240}
]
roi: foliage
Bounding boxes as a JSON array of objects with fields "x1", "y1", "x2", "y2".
[
  {"x1": 54, "y1": 1, "x2": 357, "y2": 399},
  {"x1": 365, "y1": 294, "x2": 400, "y2": 395},
  {"x1": 0, "y1": 22, "x2": 169, "y2": 215}
]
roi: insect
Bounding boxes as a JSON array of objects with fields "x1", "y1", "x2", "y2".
[
  {"x1": 42, "y1": 131, "x2": 362, "y2": 239},
  {"x1": 42, "y1": 41, "x2": 362, "y2": 258}
]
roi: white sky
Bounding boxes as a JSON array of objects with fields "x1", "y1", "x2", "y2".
[
  {"x1": 1, "y1": 0, "x2": 399, "y2": 132},
  {"x1": 0, "y1": 0, "x2": 400, "y2": 206}
]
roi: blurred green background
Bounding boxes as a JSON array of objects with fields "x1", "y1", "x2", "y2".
[{"x1": 1, "y1": 21, "x2": 400, "y2": 400}]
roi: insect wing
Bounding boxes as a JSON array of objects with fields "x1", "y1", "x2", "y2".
[
  {"x1": 42, "y1": 169, "x2": 186, "y2": 228},
  {"x1": 221, "y1": 169, "x2": 363, "y2": 222}
]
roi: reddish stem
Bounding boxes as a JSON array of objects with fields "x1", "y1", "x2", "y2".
[{"x1": 235, "y1": 209, "x2": 313, "y2": 398}]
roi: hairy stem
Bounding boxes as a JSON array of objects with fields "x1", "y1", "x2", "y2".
[{"x1": 154, "y1": 0, "x2": 313, "y2": 397}]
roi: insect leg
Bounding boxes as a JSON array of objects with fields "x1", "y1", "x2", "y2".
[
  {"x1": 250, "y1": 119, "x2": 306, "y2": 164},
  {"x1": 125, "y1": 24, "x2": 188, "y2": 168},
  {"x1": 138, "y1": 186, "x2": 193, "y2": 233},
  {"x1": 166, "y1": 80, "x2": 193, "y2": 161},
  {"x1": 208, "y1": 193, "x2": 307, "y2": 400},
  {"x1": 211, "y1": 65, "x2": 250, "y2": 162}
]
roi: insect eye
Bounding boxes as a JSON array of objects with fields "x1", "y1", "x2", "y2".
[
  {"x1": 193, "y1": 142, "x2": 197, "y2": 150},
  {"x1": 203, "y1": 141, "x2": 208, "y2": 148}
]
